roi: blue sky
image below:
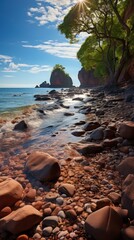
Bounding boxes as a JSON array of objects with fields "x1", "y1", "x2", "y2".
[{"x1": 0, "y1": 0, "x2": 85, "y2": 88}]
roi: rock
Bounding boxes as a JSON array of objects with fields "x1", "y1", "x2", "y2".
[
  {"x1": 118, "y1": 121, "x2": 134, "y2": 139},
  {"x1": 85, "y1": 206, "x2": 123, "y2": 240},
  {"x1": 0, "y1": 207, "x2": 12, "y2": 218},
  {"x1": 32, "y1": 233, "x2": 42, "y2": 239},
  {"x1": 45, "y1": 192, "x2": 59, "y2": 203},
  {"x1": 42, "y1": 226, "x2": 53, "y2": 237},
  {"x1": 16, "y1": 235, "x2": 29, "y2": 240},
  {"x1": 71, "y1": 130, "x2": 85, "y2": 137},
  {"x1": 25, "y1": 188, "x2": 36, "y2": 201},
  {"x1": 14, "y1": 120, "x2": 28, "y2": 131},
  {"x1": 42, "y1": 216, "x2": 59, "y2": 228},
  {"x1": 56, "y1": 197, "x2": 64, "y2": 205},
  {"x1": 58, "y1": 184, "x2": 75, "y2": 197},
  {"x1": 43, "y1": 208, "x2": 52, "y2": 217},
  {"x1": 0, "y1": 205, "x2": 42, "y2": 234},
  {"x1": 117, "y1": 157, "x2": 134, "y2": 177},
  {"x1": 64, "y1": 112, "x2": 74, "y2": 116},
  {"x1": 121, "y1": 226, "x2": 134, "y2": 240},
  {"x1": 96, "y1": 109, "x2": 105, "y2": 116},
  {"x1": 34, "y1": 95, "x2": 51, "y2": 101},
  {"x1": 121, "y1": 174, "x2": 134, "y2": 219},
  {"x1": 58, "y1": 210, "x2": 66, "y2": 218},
  {"x1": 50, "y1": 67, "x2": 73, "y2": 88},
  {"x1": 78, "y1": 68, "x2": 100, "y2": 88},
  {"x1": 25, "y1": 151, "x2": 60, "y2": 182},
  {"x1": 83, "y1": 121, "x2": 100, "y2": 132},
  {"x1": 103, "y1": 138, "x2": 119, "y2": 148},
  {"x1": 112, "y1": 207, "x2": 129, "y2": 224},
  {"x1": 108, "y1": 192, "x2": 121, "y2": 205},
  {"x1": 96, "y1": 198, "x2": 111, "y2": 210},
  {"x1": 104, "y1": 128, "x2": 115, "y2": 139},
  {"x1": 88, "y1": 127, "x2": 104, "y2": 141},
  {"x1": 65, "y1": 209, "x2": 77, "y2": 222},
  {"x1": 71, "y1": 143, "x2": 103, "y2": 156},
  {"x1": 0, "y1": 178, "x2": 24, "y2": 210},
  {"x1": 79, "y1": 106, "x2": 91, "y2": 114}
]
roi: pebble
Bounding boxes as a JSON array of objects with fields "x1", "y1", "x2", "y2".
[
  {"x1": 16, "y1": 235, "x2": 29, "y2": 240},
  {"x1": 56, "y1": 197, "x2": 64, "y2": 205},
  {"x1": 32, "y1": 233, "x2": 42, "y2": 240},
  {"x1": 42, "y1": 226, "x2": 53, "y2": 237},
  {"x1": 58, "y1": 210, "x2": 66, "y2": 218},
  {"x1": 58, "y1": 230, "x2": 68, "y2": 239},
  {"x1": 42, "y1": 216, "x2": 59, "y2": 228},
  {"x1": 43, "y1": 207, "x2": 52, "y2": 216}
]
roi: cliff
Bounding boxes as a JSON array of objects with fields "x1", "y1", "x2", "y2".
[
  {"x1": 78, "y1": 68, "x2": 100, "y2": 88},
  {"x1": 50, "y1": 68, "x2": 73, "y2": 88}
]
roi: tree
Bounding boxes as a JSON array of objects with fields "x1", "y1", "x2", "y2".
[{"x1": 58, "y1": 0, "x2": 134, "y2": 85}]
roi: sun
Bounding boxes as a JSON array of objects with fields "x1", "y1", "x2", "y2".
[{"x1": 78, "y1": 0, "x2": 85, "y2": 2}]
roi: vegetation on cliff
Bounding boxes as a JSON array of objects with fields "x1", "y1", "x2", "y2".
[
  {"x1": 36, "y1": 64, "x2": 73, "y2": 88},
  {"x1": 58, "y1": 0, "x2": 134, "y2": 85}
]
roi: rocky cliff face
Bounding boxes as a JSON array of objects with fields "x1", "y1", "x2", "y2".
[
  {"x1": 50, "y1": 69, "x2": 73, "y2": 88},
  {"x1": 78, "y1": 68, "x2": 100, "y2": 88}
]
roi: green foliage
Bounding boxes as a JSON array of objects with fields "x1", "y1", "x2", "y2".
[
  {"x1": 58, "y1": 0, "x2": 134, "y2": 83},
  {"x1": 52, "y1": 64, "x2": 70, "y2": 78}
]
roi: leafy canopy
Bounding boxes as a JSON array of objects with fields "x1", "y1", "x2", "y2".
[{"x1": 58, "y1": 0, "x2": 134, "y2": 81}]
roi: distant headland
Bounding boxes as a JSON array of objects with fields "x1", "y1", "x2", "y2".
[{"x1": 35, "y1": 64, "x2": 101, "y2": 88}]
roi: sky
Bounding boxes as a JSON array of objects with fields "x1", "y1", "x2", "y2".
[{"x1": 0, "y1": 0, "x2": 86, "y2": 88}]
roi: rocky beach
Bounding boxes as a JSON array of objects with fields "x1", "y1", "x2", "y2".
[{"x1": 0, "y1": 85, "x2": 134, "y2": 240}]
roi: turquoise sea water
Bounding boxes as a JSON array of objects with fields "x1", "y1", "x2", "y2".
[{"x1": 0, "y1": 88, "x2": 56, "y2": 113}]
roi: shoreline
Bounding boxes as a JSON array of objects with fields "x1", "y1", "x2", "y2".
[{"x1": 0, "y1": 86, "x2": 134, "y2": 239}]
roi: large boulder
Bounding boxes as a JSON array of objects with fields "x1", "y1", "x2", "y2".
[
  {"x1": 85, "y1": 206, "x2": 123, "y2": 240},
  {"x1": 50, "y1": 68, "x2": 73, "y2": 88},
  {"x1": 78, "y1": 68, "x2": 100, "y2": 88},
  {"x1": 117, "y1": 157, "x2": 134, "y2": 177},
  {"x1": 0, "y1": 205, "x2": 42, "y2": 234},
  {"x1": 25, "y1": 151, "x2": 60, "y2": 182},
  {"x1": 0, "y1": 178, "x2": 24, "y2": 210},
  {"x1": 118, "y1": 121, "x2": 134, "y2": 139},
  {"x1": 121, "y1": 174, "x2": 134, "y2": 219}
]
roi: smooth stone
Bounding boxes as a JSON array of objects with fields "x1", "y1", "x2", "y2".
[
  {"x1": 85, "y1": 206, "x2": 123, "y2": 240},
  {"x1": 16, "y1": 235, "x2": 29, "y2": 240},
  {"x1": 0, "y1": 205, "x2": 42, "y2": 234},
  {"x1": 56, "y1": 197, "x2": 64, "y2": 205},
  {"x1": 0, "y1": 178, "x2": 24, "y2": 210},
  {"x1": 108, "y1": 192, "x2": 121, "y2": 205},
  {"x1": 117, "y1": 157, "x2": 134, "y2": 177},
  {"x1": 121, "y1": 174, "x2": 134, "y2": 219},
  {"x1": 42, "y1": 226, "x2": 53, "y2": 237},
  {"x1": 58, "y1": 183, "x2": 75, "y2": 197},
  {"x1": 14, "y1": 120, "x2": 28, "y2": 131},
  {"x1": 25, "y1": 151, "x2": 60, "y2": 182},
  {"x1": 42, "y1": 216, "x2": 59, "y2": 228},
  {"x1": 118, "y1": 121, "x2": 134, "y2": 139},
  {"x1": 121, "y1": 226, "x2": 134, "y2": 240}
]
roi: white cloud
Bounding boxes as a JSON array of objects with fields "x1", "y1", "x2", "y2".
[
  {"x1": 2, "y1": 61, "x2": 52, "y2": 74},
  {"x1": 27, "y1": 0, "x2": 77, "y2": 26},
  {"x1": 28, "y1": 65, "x2": 52, "y2": 73},
  {"x1": 23, "y1": 40, "x2": 81, "y2": 59},
  {"x1": 0, "y1": 53, "x2": 52, "y2": 74},
  {"x1": 0, "y1": 54, "x2": 12, "y2": 63}
]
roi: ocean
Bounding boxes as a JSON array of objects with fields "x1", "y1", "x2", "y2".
[{"x1": 0, "y1": 88, "x2": 56, "y2": 113}]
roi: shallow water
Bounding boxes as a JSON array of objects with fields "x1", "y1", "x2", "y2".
[
  {"x1": 0, "y1": 88, "x2": 61, "y2": 113},
  {"x1": 0, "y1": 91, "x2": 90, "y2": 158}
]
